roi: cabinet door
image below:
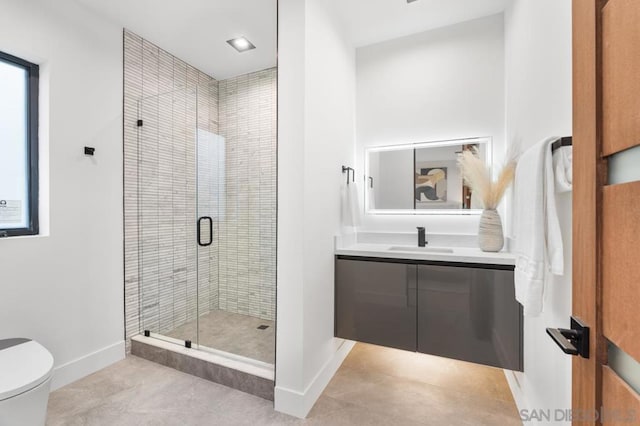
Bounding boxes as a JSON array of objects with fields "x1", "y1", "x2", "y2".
[
  {"x1": 335, "y1": 259, "x2": 417, "y2": 351},
  {"x1": 417, "y1": 265, "x2": 522, "y2": 370}
]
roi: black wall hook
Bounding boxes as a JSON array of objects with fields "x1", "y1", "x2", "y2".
[{"x1": 84, "y1": 146, "x2": 95, "y2": 156}]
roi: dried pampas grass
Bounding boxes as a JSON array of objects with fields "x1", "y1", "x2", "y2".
[{"x1": 457, "y1": 148, "x2": 517, "y2": 210}]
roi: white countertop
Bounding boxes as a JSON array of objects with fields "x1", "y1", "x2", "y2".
[{"x1": 335, "y1": 243, "x2": 516, "y2": 266}]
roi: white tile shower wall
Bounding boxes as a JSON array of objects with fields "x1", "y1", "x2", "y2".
[
  {"x1": 124, "y1": 30, "x2": 219, "y2": 349},
  {"x1": 218, "y1": 69, "x2": 277, "y2": 321}
]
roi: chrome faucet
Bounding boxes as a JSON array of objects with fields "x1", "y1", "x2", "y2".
[{"x1": 417, "y1": 227, "x2": 427, "y2": 247}]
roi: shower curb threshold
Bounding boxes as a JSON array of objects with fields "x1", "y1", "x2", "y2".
[{"x1": 131, "y1": 334, "x2": 275, "y2": 401}]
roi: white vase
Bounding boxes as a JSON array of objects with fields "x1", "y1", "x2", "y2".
[{"x1": 478, "y1": 209, "x2": 504, "y2": 252}]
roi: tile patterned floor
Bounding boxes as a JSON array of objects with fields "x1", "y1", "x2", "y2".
[
  {"x1": 46, "y1": 343, "x2": 521, "y2": 425},
  {"x1": 164, "y1": 310, "x2": 275, "y2": 364}
]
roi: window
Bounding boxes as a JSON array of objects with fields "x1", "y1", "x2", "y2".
[{"x1": 0, "y1": 51, "x2": 39, "y2": 237}]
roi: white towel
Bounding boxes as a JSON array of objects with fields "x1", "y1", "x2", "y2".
[
  {"x1": 512, "y1": 137, "x2": 565, "y2": 316},
  {"x1": 341, "y1": 182, "x2": 361, "y2": 227},
  {"x1": 553, "y1": 145, "x2": 573, "y2": 193}
]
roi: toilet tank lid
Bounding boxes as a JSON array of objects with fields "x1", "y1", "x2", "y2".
[{"x1": 0, "y1": 339, "x2": 54, "y2": 401}]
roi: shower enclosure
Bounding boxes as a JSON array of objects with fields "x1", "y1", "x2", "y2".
[{"x1": 135, "y1": 71, "x2": 277, "y2": 366}]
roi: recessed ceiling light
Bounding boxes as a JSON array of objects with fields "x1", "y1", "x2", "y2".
[
  {"x1": 407, "y1": 0, "x2": 420, "y2": 3},
  {"x1": 226, "y1": 37, "x2": 256, "y2": 53}
]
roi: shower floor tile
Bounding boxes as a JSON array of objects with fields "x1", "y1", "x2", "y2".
[{"x1": 164, "y1": 310, "x2": 275, "y2": 364}]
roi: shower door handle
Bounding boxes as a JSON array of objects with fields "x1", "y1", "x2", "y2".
[{"x1": 197, "y1": 216, "x2": 213, "y2": 247}]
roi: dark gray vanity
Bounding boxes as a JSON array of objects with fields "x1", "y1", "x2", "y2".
[{"x1": 335, "y1": 256, "x2": 523, "y2": 371}]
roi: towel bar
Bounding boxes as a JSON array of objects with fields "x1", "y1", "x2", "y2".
[{"x1": 551, "y1": 136, "x2": 572, "y2": 152}]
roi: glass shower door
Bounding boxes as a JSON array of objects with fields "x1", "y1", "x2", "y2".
[
  {"x1": 137, "y1": 88, "x2": 199, "y2": 347},
  {"x1": 194, "y1": 126, "x2": 224, "y2": 350},
  {"x1": 135, "y1": 74, "x2": 276, "y2": 366}
]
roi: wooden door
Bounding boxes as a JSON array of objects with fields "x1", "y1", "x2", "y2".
[{"x1": 573, "y1": 0, "x2": 640, "y2": 424}]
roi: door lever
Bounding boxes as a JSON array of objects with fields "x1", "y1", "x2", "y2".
[{"x1": 546, "y1": 316, "x2": 590, "y2": 358}]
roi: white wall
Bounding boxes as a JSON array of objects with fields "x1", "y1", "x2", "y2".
[
  {"x1": 355, "y1": 14, "x2": 506, "y2": 234},
  {"x1": 0, "y1": 0, "x2": 124, "y2": 389},
  {"x1": 276, "y1": 0, "x2": 357, "y2": 417},
  {"x1": 504, "y1": 0, "x2": 573, "y2": 423}
]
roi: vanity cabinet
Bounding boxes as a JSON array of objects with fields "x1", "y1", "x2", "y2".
[
  {"x1": 417, "y1": 264, "x2": 522, "y2": 370},
  {"x1": 335, "y1": 256, "x2": 523, "y2": 371},
  {"x1": 335, "y1": 258, "x2": 417, "y2": 351}
]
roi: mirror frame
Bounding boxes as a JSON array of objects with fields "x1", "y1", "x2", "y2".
[{"x1": 364, "y1": 136, "x2": 493, "y2": 215}]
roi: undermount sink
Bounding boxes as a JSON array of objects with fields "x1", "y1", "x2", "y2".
[{"x1": 388, "y1": 246, "x2": 454, "y2": 254}]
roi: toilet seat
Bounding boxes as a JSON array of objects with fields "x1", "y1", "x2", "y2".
[{"x1": 0, "y1": 339, "x2": 54, "y2": 401}]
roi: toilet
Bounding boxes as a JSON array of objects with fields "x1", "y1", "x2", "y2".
[{"x1": 0, "y1": 339, "x2": 54, "y2": 426}]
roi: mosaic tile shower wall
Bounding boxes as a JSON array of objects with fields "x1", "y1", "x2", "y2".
[{"x1": 218, "y1": 69, "x2": 277, "y2": 321}]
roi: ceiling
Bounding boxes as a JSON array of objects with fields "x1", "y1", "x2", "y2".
[
  {"x1": 73, "y1": 0, "x2": 277, "y2": 80},
  {"x1": 327, "y1": 0, "x2": 512, "y2": 48},
  {"x1": 71, "y1": 0, "x2": 509, "y2": 78}
]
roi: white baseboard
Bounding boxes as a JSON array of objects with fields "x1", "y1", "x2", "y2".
[
  {"x1": 274, "y1": 339, "x2": 355, "y2": 418},
  {"x1": 504, "y1": 369, "x2": 527, "y2": 425},
  {"x1": 51, "y1": 340, "x2": 125, "y2": 390}
]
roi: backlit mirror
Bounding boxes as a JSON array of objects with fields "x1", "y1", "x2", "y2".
[{"x1": 365, "y1": 137, "x2": 491, "y2": 214}]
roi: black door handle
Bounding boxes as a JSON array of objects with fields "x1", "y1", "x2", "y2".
[
  {"x1": 546, "y1": 316, "x2": 590, "y2": 358},
  {"x1": 546, "y1": 328, "x2": 579, "y2": 355},
  {"x1": 197, "y1": 216, "x2": 213, "y2": 247}
]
